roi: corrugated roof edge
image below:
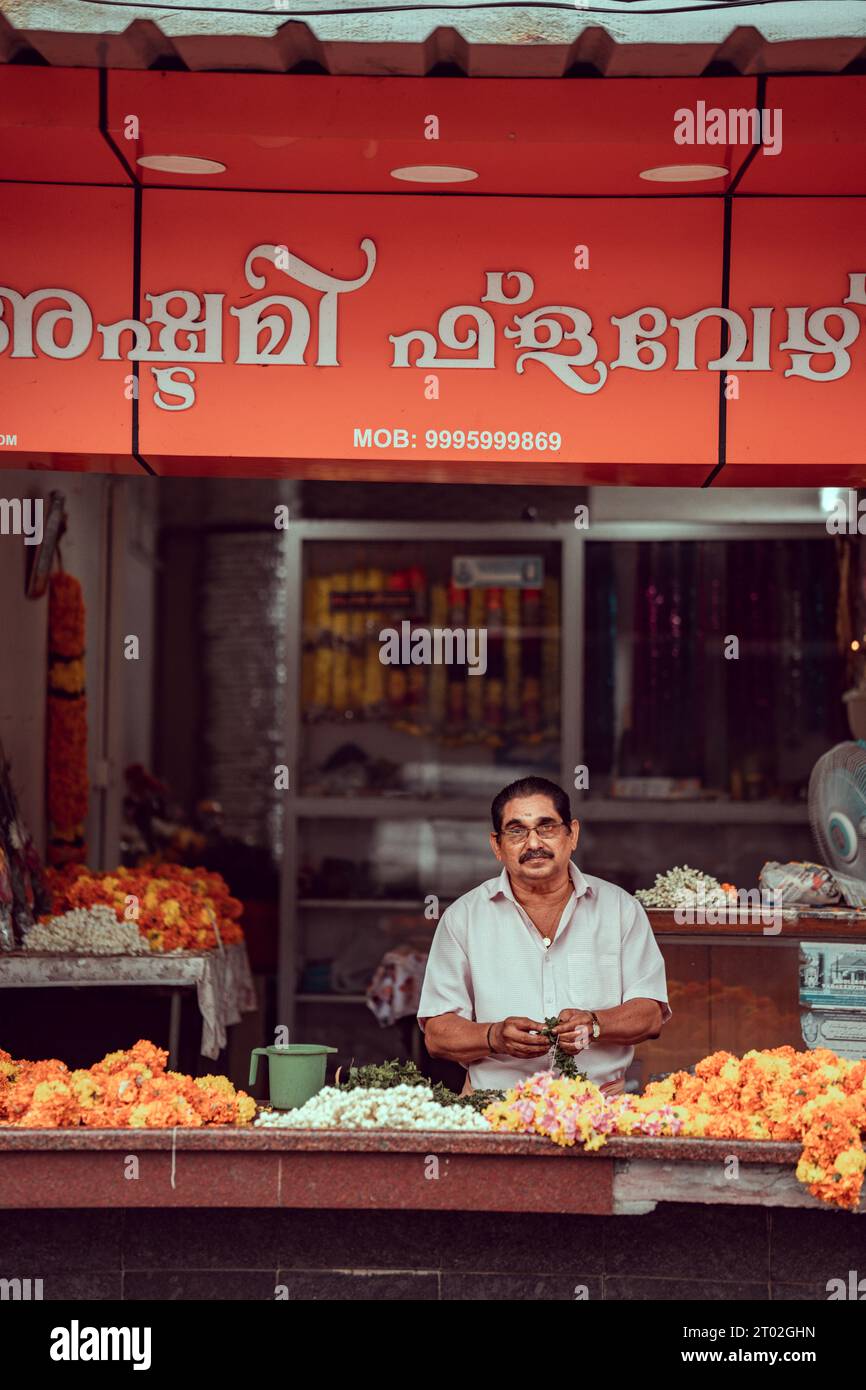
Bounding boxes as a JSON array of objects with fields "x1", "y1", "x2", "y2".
[{"x1": 1, "y1": 0, "x2": 866, "y2": 77}]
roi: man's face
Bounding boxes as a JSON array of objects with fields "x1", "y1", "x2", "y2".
[{"x1": 490, "y1": 793, "x2": 579, "y2": 886}]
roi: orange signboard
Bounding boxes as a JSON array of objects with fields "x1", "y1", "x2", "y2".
[
  {"x1": 1, "y1": 185, "x2": 866, "y2": 482},
  {"x1": 725, "y1": 198, "x2": 866, "y2": 483},
  {"x1": 0, "y1": 184, "x2": 135, "y2": 466}
]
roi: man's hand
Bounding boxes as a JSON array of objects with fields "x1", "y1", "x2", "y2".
[
  {"x1": 553, "y1": 1008, "x2": 594, "y2": 1055},
  {"x1": 489, "y1": 1016, "x2": 551, "y2": 1059}
]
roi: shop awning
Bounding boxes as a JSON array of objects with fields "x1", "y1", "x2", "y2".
[{"x1": 2, "y1": 0, "x2": 866, "y2": 76}]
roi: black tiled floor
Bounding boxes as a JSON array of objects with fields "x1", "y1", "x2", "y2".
[
  {"x1": 0, "y1": 1209, "x2": 123, "y2": 1272},
  {"x1": 124, "y1": 1270, "x2": 278, "y2": 1301},
  {"x1": 442, "y1": 1271, "x2": 602, "y2": 1300},
  {"x1": 276, "y1": 1269, "x2": 439, "y2": 1300},
  {"x1": 603, "y1": 1276, "x2": 769, "y2": 1301},
  {"x1": 123, "y1": 1208, "x2": 280, "y2": 1270},
  {"x1": 603, "y1": 1202, "x2": 771, "y2": 1282}
]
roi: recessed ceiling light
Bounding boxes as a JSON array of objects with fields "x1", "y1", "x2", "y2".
[
  {"x1": 639, "y1": 164, "x2": 728, "y2": 183},
  {"x1": 137, "y1": 155, "x2": 226, "y2": 175},
  {"x1": 390, "y1": 165, "x2": 478, "y2": 184}
]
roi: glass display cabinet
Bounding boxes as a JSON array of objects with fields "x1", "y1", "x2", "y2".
[
  {"x1": 279, "y1": 520, "x2": 578, "y2": 1036},
  {"x1": 278, "y1": 515, "x2": 840, "y2": 1061}
]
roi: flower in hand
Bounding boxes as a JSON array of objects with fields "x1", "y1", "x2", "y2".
[{"x1": 551, "y1": 1009, "x2": 594, "y2": 1056}]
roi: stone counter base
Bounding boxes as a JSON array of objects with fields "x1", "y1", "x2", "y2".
[
  {"x1": 0, "y1": 1204, "x2": 857, "y2": 1302},
  {"x1": 0, "y1": 1129, "x2": 857, "y2": 1216}
]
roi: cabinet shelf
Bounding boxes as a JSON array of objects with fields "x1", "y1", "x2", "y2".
[
  {"x1": 298, "y1": 898, "x2": 448, "y2": 911},
  {"x1": 575, "y1": 799, "x2": 809, "y2": 824},
  {"x1": 293, "y1": 796, "x2": 809, "y2": 824},
  {"x1": 294, "y1": 796, "x2": 492, "y2": 819},
  {"x1": 295, "y1": 993, "x2": 368, "y2": 1004}
]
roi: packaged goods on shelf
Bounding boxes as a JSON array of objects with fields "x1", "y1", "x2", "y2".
[
  {"x1": 300, "y1": 559, "x2": 560, "y2": 749},
  {"x1": 759, "y1": 860, "x2": 846, "y2": 907}
]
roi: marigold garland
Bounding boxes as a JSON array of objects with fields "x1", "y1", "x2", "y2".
[
  {"x1": 0, "y1": 1040, "x2": 255, "y2": 1128},
  {"x1": 46, "y1": 572, "x2": 88, "y2": 866},
  {"x1": 44, "y1": 863, "x2": 244, "y2": 953},
  {"x1": 483, "y1": 1047, "x2": 866, "y2": 1211}
]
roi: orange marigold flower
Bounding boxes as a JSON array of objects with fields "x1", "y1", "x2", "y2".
[{"x1": 0, "y1": 1041, "x2": 257, "y2": 1131}]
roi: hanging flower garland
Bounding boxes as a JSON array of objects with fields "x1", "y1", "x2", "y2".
[{"x1": 46, "y1": 572, "x2": 88, "y2": 867}]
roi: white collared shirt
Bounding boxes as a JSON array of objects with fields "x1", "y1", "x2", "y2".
[{"x1": 417, "y1": 860, "x2": 671, "y2": 1090}]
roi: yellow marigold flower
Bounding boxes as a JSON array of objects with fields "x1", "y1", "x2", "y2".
[
  {"x1": 33, "y1": 1080, "x2": 70, "y2": 1103},
  {"x1": 834, "y1": 1148, "x2": 866, "y2": 1177},
  {"x1": 647, "y1": 1078, "x2": 676, "y2": 1103},
  {"x1": 99, "y1": 1050, "x2": 126, "y2": 1069},
  {"x1": 70, "y1": 1071, "x2": 100, "y2": 1108},
  {"x1": 236, "y1": 1093, "x2": 256, "y2": 1125},
  {"x1": 796, "y1": 1159, "x2": 825, "y2": 1185},
  {"x1": 195, "y1": 1074, "x2": 235, "y2": 1097},
  {"x1": 49, "y1": 658, "x2": 86, "y2": 694},
  {"x1": 686, "y1": 1112, "x2": 711, "y2": 1137}
]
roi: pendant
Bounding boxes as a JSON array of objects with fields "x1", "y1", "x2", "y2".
[{"x1": 542, "y1": 936, "x2": 551, "y2": 947}]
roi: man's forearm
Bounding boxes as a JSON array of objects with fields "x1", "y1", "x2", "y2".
[
  {"x1": 423, "y1": 1013, "x2": 491, "y2": 1066},
  {"x1": 596, "y1": 998, "x2": 664, "y2": 1045}
]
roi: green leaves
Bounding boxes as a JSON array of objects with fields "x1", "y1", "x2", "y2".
[
  {"x1": 339, "y1": 1058, "x2": 503, "y2": 1110},
  {"x1": 439, "y1": 1086, "x2": 504, "y2": 1114},
  {"x1": 341, "y1": 1058, "x2": 426, "y2": 1090},
  {"x1": 542, "y1": 1017, "x2": 584, "y2": 1080}
]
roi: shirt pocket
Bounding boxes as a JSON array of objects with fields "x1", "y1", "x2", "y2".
[{"x1": 567, "y1": 951, "x2": 621, "y2": 1011}]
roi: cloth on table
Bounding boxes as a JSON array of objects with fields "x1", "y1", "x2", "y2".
[{"x1": 195, "y1": 942, "x2": 258, "y2": 1057}]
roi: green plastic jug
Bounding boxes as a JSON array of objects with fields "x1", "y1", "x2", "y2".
[{"x1": 249, "y1": 1044, "x2": 338, "y2": 1110}]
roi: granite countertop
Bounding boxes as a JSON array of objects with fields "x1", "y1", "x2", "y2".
[{"x1": 0, "y1": 1126, "x2": 803, "y2": 1163}]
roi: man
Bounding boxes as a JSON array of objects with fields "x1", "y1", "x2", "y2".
[{"x1": 418, "y1": 776, "x2": 670, "y2": 1094}]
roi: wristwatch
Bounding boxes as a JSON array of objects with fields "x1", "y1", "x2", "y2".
[{"x1": 588, "y1": 1011, "x2": 601, "y2": 1041}]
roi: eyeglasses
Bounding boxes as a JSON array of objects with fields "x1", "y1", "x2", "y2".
[{"x1": 498, "y1": 821, "x2": 569, "y2": 845}]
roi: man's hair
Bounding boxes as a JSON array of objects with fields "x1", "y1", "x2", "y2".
[{"x1": 491, "y1": 776, "x2": 572, "y2": 836}]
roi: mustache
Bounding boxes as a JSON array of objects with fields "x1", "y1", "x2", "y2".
[{"x1": 519, "y1": 849, "x2": 554, "y2": 863}]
